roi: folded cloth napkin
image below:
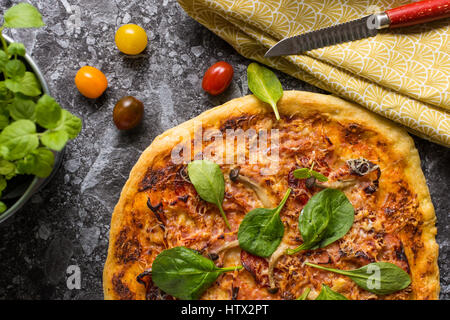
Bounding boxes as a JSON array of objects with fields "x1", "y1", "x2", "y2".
[{"x1": 178, "y1": 0, "x2": 450, "y2": 147}]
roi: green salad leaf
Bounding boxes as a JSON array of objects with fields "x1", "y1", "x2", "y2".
[
  {"x1": 286, "y1": 188, "x2": 354, "y2": 254},
  {"x1": 296, "y1": 287, "x2": 311, "y2": 300},
  {"x1": 187, "y1": 159, "x2": 230, "y2": 229},
  {"x1": 8, "y1": 96, "x2": 36, "y2": 120},
  {"x1": 247, "y1": 62, "x2": 283, "y2": 120},
  {"x1": 16, "y1": 148, "x2": 54, "y2": 178},
  {"x1": 0, "y1": 119, "x2": 39, "y2": 160},
  {"x1": 5, "y1": 59, "x2": 26, "y2": 79},
  {"x1": 152, "y1": 246, "x2": 242, "y2": 300},
  {"x1": 0, "y1": 50, "x2": 9, "y2": 68},
  {"x1": 238, "y1": 188, "x2": 291, "y2": 257},
  {"x1": 7, "y1": 43, "x2": 25, "y2": 57},
  {"x1": 315, "y1": 285, "x2": 348, "y2": 300},
  {"x1": 0, "y1": 201, "x2": 6, "y2": 214},
  {"x1": 35, "y1": 94, "x2": 62, "y2": 129},
  {"x1": 305, "y1": 262, "x2": 411, "y2": 295},
  {"x1": 0, "y1": 3, "x2": 82, "y2": 214},
  {"x1": 4, "y1": 3, "x2": 45, "y2": 29},
  {"x1": 0, "y1": 159, "x2": 15, "y2": 177},
  {"x1": 5, "y1": 71, "x2": 42, "y2": 96},
  {"x1": 293, "y1": 163, "x2": 328, "y2": 182}
]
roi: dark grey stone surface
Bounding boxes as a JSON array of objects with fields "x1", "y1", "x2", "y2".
[{"x1": 0, "y1": 0, "x2": 448, "y2": 300}]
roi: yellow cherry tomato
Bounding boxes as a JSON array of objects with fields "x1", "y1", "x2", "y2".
[
  {"x1": 115, "y1": 24, "x2": 148, "y2": 55},
  {"x1": 75, "y1": 66, "x2": 108, "y2": 99}
]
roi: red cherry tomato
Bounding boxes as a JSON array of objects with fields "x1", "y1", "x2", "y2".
[{"x1": 202, "y1": 61, "x2": 234, "y2": 95}]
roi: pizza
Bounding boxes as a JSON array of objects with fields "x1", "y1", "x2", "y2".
[{"x1": 103, "y1": 91, "x2": 439, "y2": 300}]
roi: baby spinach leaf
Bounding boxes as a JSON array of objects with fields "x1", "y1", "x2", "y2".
[
  {"x1": 16, "y1": 148, "x2": 54, "y2": 178},
  {"x1": 310, "y1": 170, "x2": 328, "y2": 182},
  {"x1": 293, "y1": 163, "x2": 328, "y2": 182},
  {"x1": 58, "y1": 110, "x2": 82, "y2": 139},
  {"x1": 4, "y1": 3, "x2": 45, "y2": 29},
  {"x1": 238, "y1": 189, "x2": 291, "y2": 258},
  {"x1": 152, "y1": 246, "x2": 242, "y2": 300},
  {"x1": 0, "y1": 119, "x2": 39, "y2": 160},
  {"x1": 41, "y1": 130, "x2": 69, "y2": 151},
  {"x1": 188, "y1": 159, "x2": 230, "y2": 229},
  {"x1": 0, "y1": 106, "x2": 10, "y2": 129},
  {"x1": 0, "y1": 51, "x2": 9, "y2": 69},
  {"x1": 315, "y1": 285, "x2": 348, "y2": 300},
  {"x1": 247, "y1": 63, "x2": 283, "y2": 120},
  {"x1": 5, "y1": 72, "x2": 41, "y2": 97},
  {"x1": 5, "y1": 60, "x2": 26, "y2": 79},
  {"x1": 8, "y1": 96, "x2": 36, "y2": 120},
  {"x1": 287, "y1": 188, "x2": 354, "y2": 254},
  {"x1": 0, "y1": 201, "x2": 6, "y2": 214},
  {"x1": 305, "y1": 262, "x2": 411, "y2": 295},
  {"x1": 8, "y1": 43, "x2": 26, "y2": 57},
  {"x1": 35, "y1": 94, "x2": 62, "y2": 129},
  {"x1": 0, "y1": 159, "x2": 16, "y2": 178},
  {"x1": 296, "y1": 287, "x2": 311, "y2": 300},
  {"x1": 0, "y1": 3, "x2": 81, "y2": 213},
  {"x1": 0, "y1": 176, "x2": 6, "y2": 192},
  {"x1": 293, "y1": 168, "x2": 310, "y2": 179}
]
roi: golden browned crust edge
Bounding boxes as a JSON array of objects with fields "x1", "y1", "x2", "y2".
[{"x1": 103, "y1": 90, "x2": 439, "y2": 300}]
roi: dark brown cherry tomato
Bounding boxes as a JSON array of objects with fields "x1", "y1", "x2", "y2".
[
  {"x1": 202, "y1": 61, "x2": 234, "y2": 95},
  {"x1": 113, "y1": 96, "x2": 144, "y2": 130}
]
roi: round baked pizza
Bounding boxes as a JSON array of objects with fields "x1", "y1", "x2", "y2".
[{"x1": 103, "y1": 90, "x2": 439, "y2": 300}]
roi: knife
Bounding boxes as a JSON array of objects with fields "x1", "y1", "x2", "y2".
[{"x1": 265, "y1": 0, "x2": 450, "y2": 57}]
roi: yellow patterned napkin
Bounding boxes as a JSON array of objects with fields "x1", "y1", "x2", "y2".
[{"x1": 178, "y1": 0, "x2": 450, "y2": 147}]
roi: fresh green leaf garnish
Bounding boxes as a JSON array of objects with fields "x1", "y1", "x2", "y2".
[
  {"x1": 247, "y1": 62, "x2": 283, "y2": 120},
  {"x1": 187, "y1": 159, "x2": 230, "y2": 229},
  {"x1": 8, "y1": 96, "x2": 36, "y2": 120},
  {"x1": 4, "y1": 3, "x2": 45, "y2": 29},
  {"x1": 0, "y1": 201, "x2": 6, "y2": 213},
  {"x1": 16, "y1": 147, "x2": 54, "y2": 178},
  {"x1": 0, "y1": 106, "x2": 10, "y2": 129},
  {"x1": 0, "y1": 3, "x2": 82, "y2": 214},
  {"x1": 315, "y1": 285, "x2": 348, "y2": 300},
  {"x1": 305, "y1": 262, "x2": 411, "y2": 295},
  {"x1": 4, "y1": 59, "x2": 26, "y2": 79},
  {"x1": 40, "y1": 130, "x2": 69, "y2": 151},
  {"x1": 58, "y1": 110, "x2": 83, "y2": 139},
  {"x1": 0, "y1": 159, "x2": 16, "y2": 178},
  {"x1": 297, "y1": 287, "x2": 311, "y2": 300},
  {"x1": 8, "y1": 43, "x2": 26, "y2": 56},
  {"x1": 152, "y1": 246, "x2": 242, "y2": 300},
  {"x1": 5, "y1": 71, "x2": 41, "y2": 96},
  {"x1": 293, "y1": 162, "x2": 328, "y2": 182},
  {"x1": 286, "y1": 188, "x2": 354, "y2": 254},
  {"x1": 0, "y1": 119, "x2": 39, "y2": 160},
  {"x1": 0, "y1": 50, "x2": 9, "y2": 68},
  {"x1": 238, "y1": 188, "x2": 291, "y2": 257},
  {"x1": 35, "y1": 94, "x2": 62, "y2": 129},
  {"x1": 0, "y1": 175, "x2": 6, "y2": 193},
  {"x1": 293, "y1": 168, "x2": 310, "y2": 179}
]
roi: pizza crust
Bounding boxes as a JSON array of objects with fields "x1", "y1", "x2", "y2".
[{"x1": 103, "y1": 91, "x2": 439, "y2": 300}]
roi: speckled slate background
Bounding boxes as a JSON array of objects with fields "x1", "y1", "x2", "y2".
[{"x1": 0, "y1": 0, "x2": 448, "y2": 300}]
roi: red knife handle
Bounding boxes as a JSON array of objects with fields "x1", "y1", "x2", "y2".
[{"x1": 386, "y1": 0, "x2": 450, "y2": 28}]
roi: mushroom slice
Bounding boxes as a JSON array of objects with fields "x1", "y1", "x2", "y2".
[
  {"x1": 267, "y1": 242, "x2": 290, "y2": 291},
  {"x1": 229, "y1": 167, "x2": 275, "y2": 208},
  {"x1": 212, "y1": 240, "x2": 240, "y2": 254}
]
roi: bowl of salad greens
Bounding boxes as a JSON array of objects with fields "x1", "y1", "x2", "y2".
[{"x1": 0, "y1": 3, "x2": 82, "y2": 224}]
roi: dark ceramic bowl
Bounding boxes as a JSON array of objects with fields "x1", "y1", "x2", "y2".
[{"x1": 0, "y1": 35, "x2": 64, "y2": 224}]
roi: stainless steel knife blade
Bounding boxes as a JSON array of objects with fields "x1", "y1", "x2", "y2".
[{"x1": 265, "y1": 15, "x2": 380, "y2": 57}]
